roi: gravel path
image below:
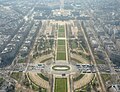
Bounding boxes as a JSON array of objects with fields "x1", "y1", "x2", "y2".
[
  {"x1": 74, "y1": 73, "x2": 94, "y2": 89},
  {"x1": 28, "y1": 72, "x2": 50, "y2": 91},
  {"x1": 71, "y1": 53, "x2": 89, "y2": 64}
]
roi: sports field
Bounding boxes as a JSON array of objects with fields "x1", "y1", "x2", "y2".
[{"x1": 54, "y1": 78, "x2": 67, "y2": 92}]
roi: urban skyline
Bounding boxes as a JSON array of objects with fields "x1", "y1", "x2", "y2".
[{"x1": 0, "y1": 0, "x2": 120, "y2": 92}]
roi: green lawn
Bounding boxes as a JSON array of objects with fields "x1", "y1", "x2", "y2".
[
  {"x1": 57, "y1": 46, "x2": 66, "y2": 51},
  {"x1": 18, "y1": 58, "x2": 25, "y2": 63},
  {"x1": 27, "y1": 74, "x2": 47, "y2": 92},
  {"x1": 58, "y1": 32, "x2": 65, "y2": 37},
  {"x1": 0, "y1": 78, "x2": 4, "y2": 82},
  {"x1": 59, "y1": 26, "x2": 65, "y2": 32},
  {"x1": 71, "y1": 41, "x2": 77, "y2": 49},
  {"x1": 96, "y1": 59, "x2": 105, "y2": 64},
  {"x1": 73, "y1": 74, "x2": 85, "y2": 81},
  {"x1": 0, "y1": 77, "x2": 5, "y2": 87},
  {"x1": 58, "y1": 25, "x2": 65, "y2": 37},
  {"x1": 55, "y1": 78, "x2": 67, "y2": 92},
  {"x1": 37, "y1": 73, "x2": 49, "y2": 81},
  {"x1": 57, "y1": 52, "x2": 66, "y2": 60},
  {"x1": 56, "y1": 25, "x2": 67, "y2": 60},
  {"x1": 10, "y1": 72, "x2": 22, "y2": 82},
  {"x1": 59, "y1": 29, "x2": 65, "y2": 32},
  {"x1": 58, "y1": 40, "x2": 65, "y2": 45},
  {"x1": 101, "y1": 74, "x2": 111, "y2": 82}
]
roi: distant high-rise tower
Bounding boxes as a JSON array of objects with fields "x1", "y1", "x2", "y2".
[{"x1": 60, "y1": 0, "x2": 64, "y2": 11}]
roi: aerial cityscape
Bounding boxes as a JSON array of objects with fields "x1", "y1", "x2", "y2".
[{"x1": 0, "y1": 0, "x2": 120, "y2": 92}]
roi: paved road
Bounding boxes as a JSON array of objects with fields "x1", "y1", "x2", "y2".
[{"x1": 80, "y1": 21, "x2": 106, "y2": 92}]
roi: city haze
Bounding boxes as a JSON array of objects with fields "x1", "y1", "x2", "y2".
[{"x1": 0, "y1": 0, "x2": 120, "y2": 92}]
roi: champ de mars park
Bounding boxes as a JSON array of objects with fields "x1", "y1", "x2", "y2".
[{"x1": 11, "y1": 20, "x2": 103, "y2": 92}]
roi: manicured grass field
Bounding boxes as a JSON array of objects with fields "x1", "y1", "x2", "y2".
[
  {"x1": 57, "y1": 52, "x2": 66, "y2": 60},
  {"x1": 58, "y1": 32, "x2": 65, "y2": 37},
  {"x1": 58, "y1": 26, "x2": 65, "y2": 37},
  {"x1": 57, "y1": 45, "x2": 66, "y2": 51},
  {"x1": 58, "y1": 40, "x2": 65, "y2": 45},
  {"x1": 59, "y1": 26, "x2": 65, "y2": 32},
  {"x1": 54, "y1": 78, "x2": 67, "y2": 92},
  {"x1": 56, "y1": 25, "x2": 66, "y2": 60}
]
